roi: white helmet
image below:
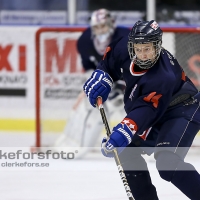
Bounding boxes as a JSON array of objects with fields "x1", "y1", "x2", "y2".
[
  {"x1": 90, "y1": 9, "x2": 114, "y2": 27},
  {"x1": 90, "y1": 8, "x2": 115, "y2": 55}
]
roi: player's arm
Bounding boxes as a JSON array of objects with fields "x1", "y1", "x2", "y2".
[
  {"x1": 101, "y1": 76, "x2": 176, "y2": 157},
  {"x1": 83, "y1": 38, "x2": 124, "y2": 107},
  {"x1": 97, "y1": 37, "x2": 126, "y2": 81}
]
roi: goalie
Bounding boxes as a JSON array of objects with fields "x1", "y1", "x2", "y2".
[
  {"x1": 83, "y1": 20, "x2": 200, "y2": 199},
  {"x1": 54, "y1": 9, "x2": 130, "y2": 158},
  {"x1": 77, "y1": 8, "x2": 130, "y2": 104}
]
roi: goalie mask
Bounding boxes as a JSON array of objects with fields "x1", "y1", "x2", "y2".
[
  {"x1": 128, "y1": 20, "x2": 163, "y2": 69},
  {"x1": 90, "y1": 8, "x2": 115, "y2": 55}
]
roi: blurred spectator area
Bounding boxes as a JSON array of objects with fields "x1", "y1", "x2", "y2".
[
  {"x1": 0, "y1": 0, "x2": 199, "y2": 25},
  {"x1": 0, "y1": 0, "x2": 88, "y2": 10},
  {"x1": 157, "y1": 0, "x2": 200, "y2": 25},
  {"x1": 0, "y1": 0, "x2": 143, "y2": 11},
  {"x1": 0, "y1": 0, "x2": 199, "y2": 11}
]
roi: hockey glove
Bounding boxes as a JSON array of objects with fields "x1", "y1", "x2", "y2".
[
  {"x1": 101, "y1": 118, "x2": 138, "y2": 158},
  {"x1": 83, "y1": 69, "x2": 113, "y2": 107}
]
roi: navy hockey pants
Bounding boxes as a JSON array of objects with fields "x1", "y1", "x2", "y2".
[{"x1": 119, "y1": 102, "x2": 200, "y2": 200}]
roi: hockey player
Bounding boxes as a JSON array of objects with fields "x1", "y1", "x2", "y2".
[
  {"x1": 77, "y1": 8, "x2": 130, "y2": 103},
  {"x1": 83, "y1": 20, "x2": 200, "y2": 199},
  {"x1": 77, "y1": 8, "x2": 130, "y2": 74},
  {"x1": 53, "y1": 9, "x2": 130, "y2": 158}
]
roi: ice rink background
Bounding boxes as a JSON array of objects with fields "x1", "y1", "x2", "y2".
[{"x1": 0, "y1": 132, "x2": 200, "y2": 200}]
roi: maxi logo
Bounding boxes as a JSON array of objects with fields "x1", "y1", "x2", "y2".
[
  {"x1": 44, "y1": 39, "x2": 80, "y2": 73},
  {"x1": 0, "y1": 45, "x2": 26, "y2": 72},
  {"x1": 143, "y1": 92, "x2": 162, "y2": 108},
  {"x1": 0, "y1": 45, "x2": 27, "y2": 96}
]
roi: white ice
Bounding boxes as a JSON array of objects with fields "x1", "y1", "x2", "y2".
[{"x1": 0, "y1": 132, "x2": 199, "y2": 200}]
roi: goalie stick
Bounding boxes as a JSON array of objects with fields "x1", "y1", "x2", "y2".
[{"x1": 96, "y1": 97, "x2": 135, "y2": 200}]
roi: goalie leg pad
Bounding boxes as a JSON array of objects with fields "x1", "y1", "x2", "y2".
[{"x1": 53, "y1": 95, "x2": 103, "y2": 159}]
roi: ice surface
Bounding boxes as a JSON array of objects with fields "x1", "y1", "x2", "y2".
[
  {"x1": 0, "y1": 151, "x2": 199, "y2": 200},
  {"x1": 0, "y1": 132, "x2": 199, "y2": 200}
]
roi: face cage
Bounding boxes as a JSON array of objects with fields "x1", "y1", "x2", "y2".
[
  {"x1": 91, "y1": 20, "x2": 115, "y2": 38},
  {"x1": 127, "y1": 41, "x2": 162, "y2": 70}
]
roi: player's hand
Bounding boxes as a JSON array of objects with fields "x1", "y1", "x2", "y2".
[
  {"x1": 83, "y1": 69, "x2": 113, "y2": 107},
  {"x1": 101, "y1": 118, "x2": 138, "y2": 158}
]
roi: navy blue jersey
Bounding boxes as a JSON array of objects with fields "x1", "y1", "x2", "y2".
[
  {"x1": 97, "y1": 36, "x2": 198, "y2": 136},
  {"x1": 77, "y1": 27, "x2": 130, "y2": 71}
]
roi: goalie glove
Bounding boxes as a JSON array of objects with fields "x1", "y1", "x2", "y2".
[
  {"x1": 101, "y1": 118, "x2": 138, "y2": 158},
  {"x1": 83, "y1": 69, "x2": 113, "y2": 107}
]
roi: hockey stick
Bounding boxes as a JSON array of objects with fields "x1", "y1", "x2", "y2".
[{"x1": 96, "y1": 97, "x2": 135, "y2": 200}]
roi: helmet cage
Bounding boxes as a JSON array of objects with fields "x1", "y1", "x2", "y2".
[
  {"x1": 127, "y1": 20, "x2": 163, "y2": 69},
  {"x1": 90, "y1": 9, "x2": 115, "y2": 38},
  {"x1": 128, "y1": 40, "x2": 162, "y2": 69}
]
